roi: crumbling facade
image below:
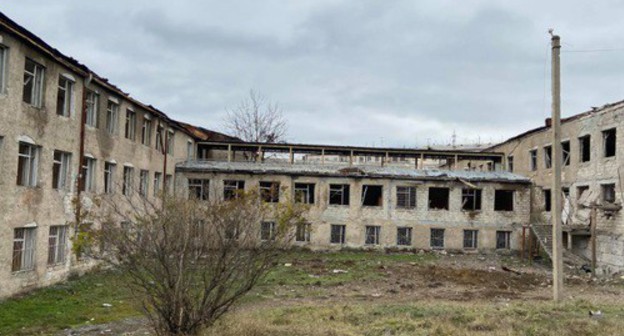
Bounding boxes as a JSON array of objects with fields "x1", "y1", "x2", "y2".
[
  {"x1": 488, "y1": 101, "x2": 624, "y2": 274},
  {"x1": 0, "y1": 13, "x2": 220, "y2": 298},
  {"x1": 177, "y1": 143, "x2": 532, "y2": 251}
]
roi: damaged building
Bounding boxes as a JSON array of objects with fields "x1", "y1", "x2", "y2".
[
  {"x1": 481, "y1": 101, "x2": 624, "y2": 275},
  {"x1": 177, "y1": 142, "x2": 532, "y2": 251}
]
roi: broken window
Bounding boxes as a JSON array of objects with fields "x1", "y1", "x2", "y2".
[
  {"x1": 365, "y1": 226, "x2": 380, "y2": 245},
  {"x1": 576, "y1": 185, "x2": 589, "y2": 201},
  {"x1": 496, "y1": 231, "x2": 511, "y2": 249},
  {"x1": 52, "y1": 150, "x2": 71, "y2": 190},
  {"x1": 494, "y1": 190, "x2": 514, "y2": 211},
  {"x1": 123, "y1": 166, "x2": 134, "y2": 196},
  {"x1": 561, "y1": 141, "x2": 570, "y2": 166},
  {"x1": 396, "y1": 186, "x2": 416, "y2": 209},
  {"x1": 329, "y1": 184, "x2": 350, "y2": 205},
  {"x1": 260, "y1": 181, "x2": 280, "y2": 203},
  {"x1": 507, "y1": 156, "x2": 514, "y2": 172},
  {"x1": 56, "y1": 76, "x2": 73, "y2": 117},
  {"x1": 463, "y1": 230, "x2": 478, "y2": 249},
  {"x1": 187, "y1": 141, "x2": 194, "y2": 159},
  {"x1": 155, "y1": 126, "x2": 163, "y2": 152},
  {"x1": 224, "y1": 180, "x2": 245, "y2": 200},
  {"x1": 12, "y1": 227, "x2": 36, "y2": 272},
  {"x1": 362, "y1": 185, "x2": 383, "y2": 206},
  {"x1": 260, "y1": 221, "x2": 275, "y2": 241},
  {"x1": 141, "y1": 117, "x2": 152, "y2": 146},
  {"x1": 603, "y1": 128, "x2": 616, "y2": 158},
  {"x1": 330, "y1": 224, "x2": 346, "y2": 244},
  {"x1": 397, "y1": 227, "x2": 412, "y2": 246},
  {"x1": 529, "y1": 149, "x2": 537, "y2": 171},
  {"x1": 85, "y1": 91, "x2": 99, "y2": 127},
  {"x1": 106, "y1": 100, "x2": 119, "y2": 135},
  {"x1": 104, "y1": 162, "x2": 116, "y2": 194},
  {"x1": 48, "y1": 225, "x2": 67, "y2": 266},
  {"x1": 17, "y1": 142, "x2": 39, "y2": 187},
  {"x1": 125, "y1": 109, "x2": 136, "y2": 140},
  {"x1": 294, "y1": 183, "x2": 315, "y2": 204},
  {"x1": 153, "y1": 172, "x2": 162, "y2": 197},
  {"x1": 167, "y1": 130, "x2": 175, "y2": 155},
  {"x1": 602, "y1": 183, "x2": 616, "y2": 203},
  {"x1": 139, "y1": 170, "x2": 150, "y2": 197},
  {"x1": 579, "y1": 135, "x2": 590, "y2": 162},
  {"x1": 188, "y1": 179, "x2": 209, "y2": 201},
  {"x1": 428, "y1": 187, "x2": 449, "y2": 210},
  {"x1": 23, "y1": 58, "x2": 45, "y2": 107},
  {"x1": 80, "y1": 157, "x2": 96, "y2": 192},
  {"x1": 543, "y1": 189, "x2": 551, "y2": 212},
  {"x1": 544, "y1": 145, "x2": 552, "y2": 169},
  {"x1": 295, "y1": 222, "x2": 311, "y2": 242},
  {"x1": 461, "y1": 189, "x2": 482, "y2": 211},
  {"x1": 430, "y1": 228, "x2": 445, "y2": 248}
]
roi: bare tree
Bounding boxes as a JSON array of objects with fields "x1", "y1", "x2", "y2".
[
  {"x1": 224, "y1": 90, "x2": 287, "y2": 144},
  {"x1": 87, "y1": 190, "x2": 305, "y2": 336}
]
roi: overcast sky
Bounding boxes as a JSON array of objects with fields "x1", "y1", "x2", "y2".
[{"x1": 5, "y1": 1, "x2": 624, "y2": 147}]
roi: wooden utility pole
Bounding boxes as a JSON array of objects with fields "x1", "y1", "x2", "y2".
[{"x1": 550, "y1": 31, "x2": 564, "y2": 301}]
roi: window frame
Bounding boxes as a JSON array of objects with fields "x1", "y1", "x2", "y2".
[
  {"x1": 48, "y1": 225, "x2": 67, "y2": 266},
  {"x1": 603, "y1": 128, "x2": 617, "y2": 158},
  {"x1": 294, "y1": 183, "x2": 315, "y2": 204},
  {"x1": 330, "y1": 224, "x2": 346, "y2": 244},
  {"x1": 106, "y1": 100, "x2": 119, "y2": 135},
  {"x1": 85, "y1": 91, "x2": 99, "y2": 127},
  {"x1": 529, "y1": 149, "x2": 538, "y2": 171},
  {"x1": 56, "y1": 76, "x2": 73, "y2": 117},
  {"x1": 295, "y1": 222, "x2": 311, "y2": 242},
  {"x1": 23, "y1": 58, "x2": 45, "y2": 107},
  {"x1": 123, "y1": 166, "x2": 134, "y2": 196},
  {"x1": 188, "y1": 178, "x2": 209, "y2": 201},
  {"x1": 139, "y1": 170, "x2": 150, "y2": 197},
  {"x1": 141, "y1": 117, "x2": 152, "y2": 146},
  {"x1": 329, "y1": 184, "x2": 350, "y2": 206},
  {"x1": 260, "y1": 221, "x2": 276, "y2": 241},
  {"x1": 494, "y1": 190, "x2": 514, "y2": 211},
  {"x1": 364, "y1": 225, "x2": 380, "y2": 245},
  {"x1": 396, "y1": 186, "x2": 416, "y2": 209},
  {"x1": 397, "y1": 227, "x2": 412, "y2": 246},
  {"x1": 104, "y1": 161, "x2": 116, "y2": 194},
  {"x1": 430, "y1": 228, "x2": 445, "y2": 249},
  {"x1": 80, "y1": 157, "x2": 96, "y2": 192},
  {"x1": 463, "y1": 229, "x2": 478, "y2": 249},
  {"x1": 125, "y1": 109, "x2": 136, "y2": 140},
  {"x1": 259, "y1": 181, "x2": 280, "y2": 203},
  {"x1": 17, "y1": 142, "x2": 39, "y2": 187},
  {"x1": 461, "y1": 188, "x2": 482, "y2": 211},
  {"x1": 52, "y1": 150, "x2": 72, "y2": 190},
  {"x1": 12, "y1": 227, "x2": 36, "y2": 272},
  {"x1": 496, "y1": 231, "x2": 511, "y2": 249},
  {"x1": 0, "y1": 45, "x2": 7, "y2": 94},
  {"x1": 224, "y1": 180, "x2": 245, "y2": 200}
]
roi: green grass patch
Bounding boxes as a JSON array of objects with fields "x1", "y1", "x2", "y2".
[{"x1": 0, "y1": 270, "x2": 139, "y2": 336}]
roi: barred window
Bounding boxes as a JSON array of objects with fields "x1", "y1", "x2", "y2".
[
  {"x1": 463, "y1": 230, "x2": 478, "y2": 249},
  {"x1": 397, "y1": 227, "x2": 412, "y2": 246},
  {"x1": 365, "y1": 226, "x2": 380, "y2": 245},
  {"x1": 430, "y1": 228, "x2": 444, "y2": 248},
  {"x1": 396, "y1": 186, "x2": 416, "y2": 209}
]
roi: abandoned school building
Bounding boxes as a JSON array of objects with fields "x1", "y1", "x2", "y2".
[{"x1": 1, "y1": 9, "x2": 624, "y2": 299}]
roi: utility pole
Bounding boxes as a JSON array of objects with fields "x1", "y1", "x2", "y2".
[{"x1": 550, "y1": 30, "x2": 564, "y2": 301}]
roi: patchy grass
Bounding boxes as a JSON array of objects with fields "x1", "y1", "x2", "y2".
[
  {"x1": 262, "y1": 249, "x2": 437, "y2": 287},
  {"x1": 205, "y1": 300, "x2": 624, "y2": 336},
  {"x1": 0, "y1": 270, "x2": 138, "y2": 335}
]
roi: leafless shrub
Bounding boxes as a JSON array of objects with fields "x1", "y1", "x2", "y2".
[{"x1": 86, "y1": 190, "x2": 305, "y2": 336}]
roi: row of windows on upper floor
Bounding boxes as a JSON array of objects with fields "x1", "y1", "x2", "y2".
[
  {"x1": 187, "y1": 178, "x2": 519, "y2": 212},
  {"x1": 505, "y1": 128, "x2": 616, "y2": 173},
  {"x1": 0, "y1": 46, "x2": 187, "y2": 155},
  {"x1": 542, "y1": 183, "x2": 618, "y2": 212},
  {"x1": 14, "y1": 140, "x2": 173, "y2": 196}
]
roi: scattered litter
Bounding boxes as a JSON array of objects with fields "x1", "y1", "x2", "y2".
[
  {"x1": 308, "y1": 274, "x2": 320, "y2": 278},
  {"x1": 371, "y1": 293, "x2": 382, "y2": 298},
  {"x1": 488, "y1": 266, "x2": 496, "y2": 272},
  {"x1": 502, "y1": 266, "x2": 521, "y2": 275},
  {"x1": 284, "y1": 263, "x2": 292, "y2": 267},
  {"x1": 589, "y1": 310, "x2": 603, "y2": 319},
  {"x1": 332, "y1": 269, "x2": 348, "y2": 274},
  {"x1": 102, "y1": 303, "x2": 113, "y2": 308}
]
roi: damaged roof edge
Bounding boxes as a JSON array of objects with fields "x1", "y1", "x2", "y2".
[
  {"x1": 484, "y1": 99, "x2": 624, "y2": 151},
  {"x1": 0, "y1": 11, "x2": 213, "y2": 141},
  {"x1": 175, "y1": 162, "x2": 532, "y2": 185}
]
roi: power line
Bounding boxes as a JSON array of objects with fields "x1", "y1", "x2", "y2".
[{"x1": 563, "y1": 48, "x2": 624, "y2": 53}]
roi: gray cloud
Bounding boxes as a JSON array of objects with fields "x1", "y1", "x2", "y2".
[{"x1": 5, "y1": 1, "x2": 624, "y2": 147}]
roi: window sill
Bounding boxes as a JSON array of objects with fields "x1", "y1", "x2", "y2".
[
  {"x1": 395, "y1": 207, "x2": 416, "y2": 211},
  {"x1": 428, "y1": 208, "x2": 449, "y2": 211},
  {"x1": 12, "y1": 269, "x2": 35, "y2": 275}
]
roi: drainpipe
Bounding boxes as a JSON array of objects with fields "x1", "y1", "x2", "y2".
[{"x1": 73, "y1": 73, "x2": 92, "y2": 249}]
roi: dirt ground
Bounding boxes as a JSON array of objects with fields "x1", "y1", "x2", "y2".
[{"x1": 60, "y1": 253, "x2": 624, "y2": 335}]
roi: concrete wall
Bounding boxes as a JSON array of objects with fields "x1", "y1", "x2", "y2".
[
  {"x1": 176, "y1": 170, "x2": 530, "y2": 252},
  {"x1": 0, "y1": 30, "x2": 196, "y2": 298}
]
